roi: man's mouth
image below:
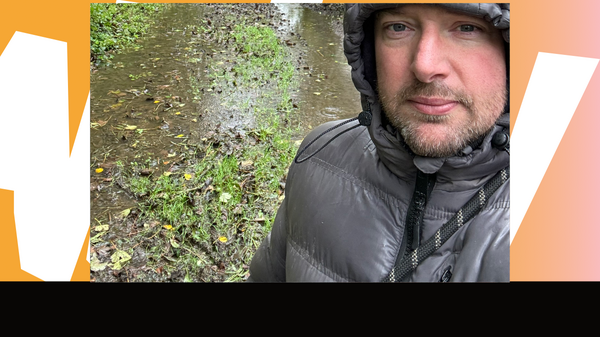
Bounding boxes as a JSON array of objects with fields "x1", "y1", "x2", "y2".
[{"x1": 407, "y1": 97, "x2": 458, "y2": 115}]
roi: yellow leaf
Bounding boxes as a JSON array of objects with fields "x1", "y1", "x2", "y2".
[
  {"x1": 313, "y1": 92, "x2": 321, "y2": 96},
  {"x1": 95, "y1": 168, "x2": 104, "y2": 173},
  {"x1": 94, "y1": 224, "x2": 109, "y2": 232},
  {"x1": 184, "y1": 174, "x2": 192, "y2": 180},
  {"x1": 119, "y1": 208, "x2": 131, "y2": 218},
  {"x1": 124, "y1": 125, "x2": 137, "y2": 130},
  {"x1": 218, "y1": 236, "x2": 227, "y2": 243},
  {"x1": 154, "y1": 100, "x2": 160, "y2": 104},
  {"x1": 175, "y1": 134, "x2": 184, "y2": 138},
  {"x1": 191, "y1": 119, "x2": 197, "y2": 123},
  {"x1": 163, "y1": 225, "x2": 173, "y2": 230},
  {"x1": 175, "y1": 112, "x2": 181, "y2": 115}
]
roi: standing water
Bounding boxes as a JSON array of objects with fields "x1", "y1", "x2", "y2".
[
  {"x1": 90, "y1": 4, "x2": 362, "y2": 282},
  {"x1": 276, "y1": 3, "x2": 362, "y2": 134}
]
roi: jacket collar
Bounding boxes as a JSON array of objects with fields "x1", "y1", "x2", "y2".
[{"x1": 367, "y1": 99, "x2": 510, "y2": 185}]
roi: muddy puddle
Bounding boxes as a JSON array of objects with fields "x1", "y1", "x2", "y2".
[
  {"x1": 90, "y1": 3, "x2": 361, "y2": 281},
  {"x1": 276, "y1": 4, "x2": 361, "y2": 134}
]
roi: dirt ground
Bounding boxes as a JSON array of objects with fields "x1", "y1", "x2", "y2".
[{"x1": 89, "y1": 3, "x2": 354, "y2": 282}]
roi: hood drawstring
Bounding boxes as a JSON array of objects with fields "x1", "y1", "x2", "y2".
[{"x1": 294, "y1": 107, "x2": 372, "y2": 164}]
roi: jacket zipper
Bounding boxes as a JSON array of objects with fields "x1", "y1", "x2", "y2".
[{"x1": 394, "y1": 170, "x2": 436, "y2": 266}]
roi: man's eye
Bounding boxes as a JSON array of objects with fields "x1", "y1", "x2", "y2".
[
  {"x1": 459, "y1": 24, "x2": 476, "y2": 32},
  {"x1": 389, "y1": 23, "x2": 407, "y2": 32}
]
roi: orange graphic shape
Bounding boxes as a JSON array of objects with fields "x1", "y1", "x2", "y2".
[
  {"x1": 0, "y1": 189, "x2": 42, "y2": 281},
  {"x1": 71, "y1": 228, "x2": 91, "y2": 282},
  {"x1": 0, "y1": 0, "x2": 90, "y2": 157}
]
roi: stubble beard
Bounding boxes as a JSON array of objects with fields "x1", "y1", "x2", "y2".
[{"x1": 379, "y1": 80, "x2": 507, "y2": 157}]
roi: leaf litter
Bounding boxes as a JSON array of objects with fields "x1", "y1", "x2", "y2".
[{"x1": 89, "y1": 3, "x2": 347, "y2": 282}]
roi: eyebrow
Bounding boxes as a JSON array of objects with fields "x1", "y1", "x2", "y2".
[
  {"x1": 375, "y1": 7, "x2": 405, "y2": 25},
  {"x1": 377, "y1": 7, "x2": 406, "y2": 18},
  {"x1": 375, "y1": 6, "x2": 492, "y2": 29}
]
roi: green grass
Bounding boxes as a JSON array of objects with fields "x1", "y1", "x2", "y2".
[
  {"x1": 90, "y1": 3, "x2": 165, "y2": 65},
  {"x1": 102, "y1": 18, "x2": 299, "y2": 282}
]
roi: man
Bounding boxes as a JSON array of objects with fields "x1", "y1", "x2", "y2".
[{"x1": 248, "y1": 3, "x2": 510, "y2": 282}]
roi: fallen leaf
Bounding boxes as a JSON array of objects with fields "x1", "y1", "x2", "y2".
[
  {"x1": 90, "y1": 253, "x2": 108, "y2": 272},
  {"x1": 163, "y1": 224, "x2": 173, "y2": 230},
  {"x1": 170, "y1": 238, "x2": 180, "y2": 248},
  {"x1": 95, "y1": 168, "x2": 104, "y2": 173},
  {"x1": 163, "y1": 172, "x2": 172, "y2": 177},
  {"x1": 219, "y1": 192, "x2": 232, "y2": 203},
  {"x1": 90, "y1": 233, "x2": 104, "y2": 244},
  {"x1": 218, "y1": 236, "x2": 228, "y2": 243},
  {"x1": 124, "y1": 125, "x2": 138, "y2": 130},
  {"x1": 119, "y1": 208, "x2": 131, "y2": 218},
  {"x1": 313, "y1": 92, "x2": 321, "y2": 96},
  {"x1": 184, "y1": 174, "x2": 192, "y2": 180},
  {"x1": 110, "y1": 250, "x2": 131, "y2": 270},
  {"x1": 94, "y1": 224, "x2": 109, "y2": 232},
  {"x1": 154, "y1": 100, "x2": 160, "y2": 104},
  {"x1": 175, "y1": 112, "x2": 181, "y2": 115},
  {"x1": 175, "y1": 134, "x2": 184, "y2": 138}
]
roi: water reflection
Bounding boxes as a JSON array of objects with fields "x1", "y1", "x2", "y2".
[{"x1": 276, "y1": 4, "x2": 361, "y2": 134}]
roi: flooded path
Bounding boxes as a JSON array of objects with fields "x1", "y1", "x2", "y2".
[
  {"x1": 90, "y1": 4, "x2": 361, "y2": 282},
  {"x1": 276, "y1": 4, "x2": 361, "y2": 135},
  {"x1": 91, "y1": 4, "x2": 359, "y2": 166}
]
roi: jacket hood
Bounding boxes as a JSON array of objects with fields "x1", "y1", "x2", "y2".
[
  {"x1": 344, "y1": 3, "x2": 509, "y2": 107},
  {"x1": 342, "y1": 3, "x2": 510, "y2": 176}
]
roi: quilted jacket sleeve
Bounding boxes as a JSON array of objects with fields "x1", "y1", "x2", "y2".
[{"x1": 247, "y1": 198, "x2": 288, "y2": 282}]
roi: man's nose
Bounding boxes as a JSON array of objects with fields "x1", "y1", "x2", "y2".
[{"x1": 410, "y1": 29, "x2": 450, "y2": 83}]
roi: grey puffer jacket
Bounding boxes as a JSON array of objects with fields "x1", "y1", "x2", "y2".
[{"x1": 248, "y1": 3, "x2": 510, "y2": 282}]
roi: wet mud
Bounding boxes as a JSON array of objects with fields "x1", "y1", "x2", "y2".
[{"x1": 90, "y1": 3, "x2": 360, "y2": 282}]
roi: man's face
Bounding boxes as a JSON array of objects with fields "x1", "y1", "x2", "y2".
[{"x1": 375, "y1": 5, "x2": 507, "y2": 157}]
